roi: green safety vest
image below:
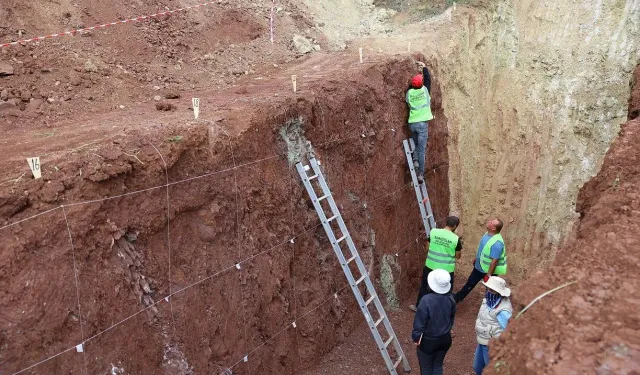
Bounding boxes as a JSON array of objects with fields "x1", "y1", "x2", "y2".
[
  {"x1": 406, "y1": 87, "x2": 434, "y2": 123},
  {"x1": 479, "y1": 233, "x2": 507, "y2": 275},
  {"x1": 425, "y1": 228, "x2": 459, "y2": 272}
]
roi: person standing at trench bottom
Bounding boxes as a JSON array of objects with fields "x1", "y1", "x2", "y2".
[
  {"x1": 454, "y1": 218, "x2": 507, "y2": 303},
  {"x1": 412, "y1": 269, "x2": 456, "y2": 375},
  {"x1": 473, "y1": 276, "x2": 512, "y2": 375},
  {"x1": 409, "y1": 216, "x2": 462, "y2": 312},
  {"x1": 406, "y1": 60, "x2": 434, "y2": 184}
]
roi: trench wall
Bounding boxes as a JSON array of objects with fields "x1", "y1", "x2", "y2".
[{"x1": 0, "y1": 57, "x2": 449, "y2": 374}]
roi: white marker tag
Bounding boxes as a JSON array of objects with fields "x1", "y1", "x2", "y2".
[
  {"x1": 290, "y1": 239, "x2": 295, "y2": 244},
  {"x1": 359, "y1": 47, "x2": 363, "y2": 63},
  {"x1": 334, "y1": 293, "x2": 338, "y2": 299},
  {"x1": 361, "y1": 134, "x2": 365, "y2": 138},
  {"x1": 192, "y1": 98, "x2": 200, "y2": 119},
  {"x1": 235, "y1": 263, "x2": 241, "y2": 270},
  {"x1": 291, "y1": 75, "x2": 297, "y2": 93},
  {"x1": 453, "y1": 2, "x2": 457, "y2": 11},
  {"x1": 363, "y1": 203, "x2": 367, "y2": 209},
  {"x1": 292, "y1": 321, "x2": 297, "y2": 328},
  {"x1": 76, "y1": 343, "x2": 84, "y2": 353},
  {"x1": 27, "y1": 157, "x2": 42, "y2": 179},
  {"x1": 164, "y1": 297, "x2": 170, "y2": 302},
  {"x1": 395, "y1": 253, "x2": 399, "y2": 257},
  {"x1": 243, "y1": 355, "x2": 249, "y2": 363}
]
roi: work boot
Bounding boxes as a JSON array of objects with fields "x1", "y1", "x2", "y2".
[
  {"x1": 413, "y1": 160, "x2": 419, "y2": 170},
  {"x1": 418, "y1": 175, "x2": 424, "y2": 184},
  {"x1": 408, "y1": 304, "x2": 417, "y2": 312}
]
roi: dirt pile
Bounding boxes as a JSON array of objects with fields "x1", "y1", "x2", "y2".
[
  {"x1": 0, "y1": 54, "x2": 449, "y2": 374},
  {"x1": 486, "y1": 68, "x2": 640, "y2": 375},
  {"x1": 0, "y1": 0, "x2": 328, "y2": 127}
]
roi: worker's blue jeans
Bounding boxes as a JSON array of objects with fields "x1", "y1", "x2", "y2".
[
  {"x1": 473, "y1": 344, "x2": 490, "y2": 374},
  {"x1": 409, "y1": 121, "x2": 429, "y2": 176}
]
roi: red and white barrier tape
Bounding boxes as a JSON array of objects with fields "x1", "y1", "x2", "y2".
[{"x1": 0, "y1": 1, "x2": 217, "y2": 48}]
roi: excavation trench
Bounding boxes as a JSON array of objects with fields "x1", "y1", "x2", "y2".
[{"x1": 0, "y1": 55, "x2": 450, "y2": 374}]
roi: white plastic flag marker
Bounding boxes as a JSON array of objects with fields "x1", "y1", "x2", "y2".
[
  {"x1": 26, "y1": 157, "x2": 41, "y2": 179},
  {"x1": 192, "y1": 98, "x2": 200, "y2": 119},
  {"x1": 453, "y1": 2, "x2": 457, "y2": 11},
  {"x1": 235, "y1": 263, "x2": 242, "y2": 270},
  {"x1": 291, "y1": 75, "x2": 297, "y2": 93},
  {"x1": 76, "y1": 343, "x2": 84, "y2": 353},
  {"x1": 243, "y1": 355, "x2": 249, "y2": 363},
  {"x1": 334, "y1": 293, "x2": 338, "y2": 299},
  {"x1": 359, "y1": 47, "x2": 363, "y2": 63},
  {"x1": 290, "y1": 238, "x2": 295, "y2": 244},
  {"x1": 164, "y1": 296, "x2": 170, "y2": 302},
  {"x1": 292, "y1": 321, "x2": 297, "y2": 328}
]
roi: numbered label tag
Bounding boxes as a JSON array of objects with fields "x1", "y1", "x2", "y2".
[
  {"x1": 359, "y1": 47, "x2": 363, "y2": 63},
  {"x1": 26, "y1": 157, "x2": 41, "y2": 179},
  {"x1": 192, "y1": 98, "x2": 200, "y2": 119},
  {"x1": 291, "y1": 75, "x2": 297, "y2": 93}
]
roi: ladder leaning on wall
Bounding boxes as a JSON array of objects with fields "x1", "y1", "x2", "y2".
[
  {"x1": 402, "y1": 138, "x2": 437, "y2": 237},
  {"x1": 296, "y1": 157, "x2": 411, "y2": 375}
]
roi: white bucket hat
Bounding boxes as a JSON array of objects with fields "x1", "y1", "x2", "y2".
[
  {"x1": 481, "y1": 276, "x2": 511, "y2": 297},
  {"x1": 427, "y1": 269, "x2": 451, "y2": 294}
]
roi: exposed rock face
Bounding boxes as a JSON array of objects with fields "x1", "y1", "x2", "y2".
[{"x1": 366, "y1": 0, "x2": 640, "y2": 280}]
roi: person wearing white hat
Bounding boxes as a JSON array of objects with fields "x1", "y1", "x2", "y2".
[
  {"x1": 473, "y1": 276, "x2": 513, "y2": 375},
  {"x1": 412, "y1": 269, "x2": 457, "y2": 375}
]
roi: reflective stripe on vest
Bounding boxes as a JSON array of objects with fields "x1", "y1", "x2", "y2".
[
  {"x1": 425, "y1": 228, "x2": 459, "y2": 272},
  {"x1": 406, "y1": 87, "x2": 434, "y2": 123},
  {"x1": 479, "y1": 233, "x2": 507, "y2": 275}
]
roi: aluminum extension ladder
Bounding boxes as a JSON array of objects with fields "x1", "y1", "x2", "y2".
[
  {"x1": 403, "y1": 138, "x2": 437, "y2": 236},
  {"x1": 296, "y1": 158, "x2": 411, "y2": 375}
]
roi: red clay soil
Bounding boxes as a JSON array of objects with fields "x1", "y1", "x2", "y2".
[
  {"x1": 0, "y1": 53, "x2": 450, "y2": 375},
  {"x1": 0, "y1": 0, "x2": 319, "y2": 127},
  {"x1": 485, "y1": 81, "x2": 640, "y2": 373}
]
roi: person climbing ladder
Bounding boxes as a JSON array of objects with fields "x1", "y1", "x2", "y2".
[{"x1": 406, "y1": 61, "x2": 434, "y2": 184}]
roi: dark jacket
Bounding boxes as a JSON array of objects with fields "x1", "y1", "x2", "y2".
[{"x1": 412, "y1": 292, "x2": 456, "y2": 342}]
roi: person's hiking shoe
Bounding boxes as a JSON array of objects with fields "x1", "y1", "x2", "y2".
[
  {"x1": 413, "y1": 160, "x2": 419, "y2": 169},
  {"x1": 408, "y1": 304, "x2": 417, "y2": 312},
  {"x1": 418, "y1": 175, "x2": 424, "y2": 184}
]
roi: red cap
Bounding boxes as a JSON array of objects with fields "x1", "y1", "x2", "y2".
[{"x1": 411, "y1": 74, "x2": 423, "y2": 89}]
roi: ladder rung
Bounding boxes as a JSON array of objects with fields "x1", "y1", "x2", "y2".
[
  {"x1": 384, "y1": 336, "x2": 394, "y2": 348},
  {"x1": 374, "y1": 316, "x2": 385, "y2": 327},
  {"x1": 308, "y1": 174, "x2": 319, "y2": 180},
  {"x1": 355, "y1": 275, "x2": 366, "y2": 285},
  {"x1": 393, "y1": 355, "x2": 404, "y2": 369},
  {"x1": 327, "y1": 215, "x2": 339, "y2": 222},
  {"x1": 317, "y1": 195, "x2": 329, "y2": 201},
  {"x1": 346, "y1": 255, "x2": 357, "y2": 264},
  {"x1": 336, "y1": 235, "x2": 347, "y2": 243},
  {"x1": 365, "y1": 295, "x2": 376, "y2": 306}
]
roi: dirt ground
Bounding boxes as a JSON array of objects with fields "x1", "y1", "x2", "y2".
[
  {"x1": 2, "y1": 0, "x2": 640, "y2": 374},
  {"x1": 301, "y1": 271, "x2": 483, "y2": 375}
]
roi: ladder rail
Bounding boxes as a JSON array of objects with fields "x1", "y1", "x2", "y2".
[
  {"x1": 403, "y1": 139, "x2": 433, "y2": 236},
  {"x1": 296, "y1": 158, "x2": 411, "y2": 374}
]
